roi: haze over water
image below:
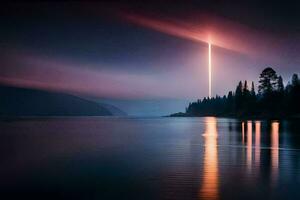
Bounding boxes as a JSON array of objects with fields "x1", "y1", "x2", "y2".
[{"x1": 1, "y1": 117, "x2": 300, "y2": 200}]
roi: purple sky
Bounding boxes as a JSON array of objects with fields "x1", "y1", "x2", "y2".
[{"x1": 1, "y1": 1, "x2": 300, "y2": 115}]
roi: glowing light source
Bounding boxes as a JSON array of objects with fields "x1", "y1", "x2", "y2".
[{"x1": 208, "y1": 43, "x2": 212, "y2": 98}]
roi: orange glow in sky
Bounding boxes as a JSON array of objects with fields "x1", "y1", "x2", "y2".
[
  {"x1": 208, "y1": 42, "x2": 212, "y2": 98},
  {"x1": 121, "y1": 12, "x2": 257, "y2": 55}
]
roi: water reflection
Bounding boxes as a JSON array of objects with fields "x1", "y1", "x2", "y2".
[
  {"x1": 1, "y1": 117, "x2": 300, "y2": 200},
  {"x1": 255, "y1": 121, "x2": 261, "y2": 169},
  {"x1": 242, "y1": 122, "x2": 245, "y2": 144},
  {"x1": 271, "y1": 121, "x2": 279, "y2": 186},
  {"x1": 242, "y1": 120, "x2": 280, "y2": 186},
  {"x1": 200, "y1": 117, "x2": 219, "y2": 200},
  {"x1": 247, "y1": 121, "x2": 253, "y2": 172}
]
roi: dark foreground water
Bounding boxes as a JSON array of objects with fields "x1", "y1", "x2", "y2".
[{"x1": 1, "y1": 117, "x2": 300, "y2": 200}]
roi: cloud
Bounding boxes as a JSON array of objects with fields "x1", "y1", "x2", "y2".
[
  {"x1": 119, "y1": 11, "x2": 286, "y2": 62},
  {"x1": 0, "y1": 51, "x2": 206, "y2": 99}
]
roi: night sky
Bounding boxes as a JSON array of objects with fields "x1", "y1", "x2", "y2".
[{"x1": 1, "y1": 1, "x2": 300, "y2": 115}]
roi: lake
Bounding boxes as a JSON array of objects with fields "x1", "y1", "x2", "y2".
[{"x1": 1, "y1": 117, "x2": 300, "y2": 200}]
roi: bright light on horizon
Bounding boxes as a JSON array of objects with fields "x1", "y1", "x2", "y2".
[{"x1": 208, "y1": 42, "x2": 212, "y2": 98}]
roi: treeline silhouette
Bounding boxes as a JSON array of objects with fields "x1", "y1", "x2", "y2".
[{"x1": 174, "y1": 68, "x2": 300, "y2": 118}]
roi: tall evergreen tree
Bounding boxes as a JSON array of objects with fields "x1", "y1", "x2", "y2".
[
  {"x1": 248, "y1": 81, "x2": 257, "y2": 114},
  {"x1": 258, "y1": 67, "x2": 278, "y2": 95},
  {"x1": 243, "y1": 80, "x2": 250, "y2": 97},
  {"x1": 181, "y1": 69, "x2": 300, "y2": 118},
  {"x1": 289, "y1": 74, "x2": 300, "y2": 114},
  {"x1": 277, "y1": 76, "x2": 284, "y2": 93},
  {"x1": 235, "y1": 81, "x2": 243, "y2": 96},
  {"x1": 292, "y1": 74, "x2": 299, "y2": 86},
  {"x1": 235, "y1": 81, "x2": 243, "y2": 112},
  {"x1": 250, "y1": 81, "x2": 256, "y2": 96}
]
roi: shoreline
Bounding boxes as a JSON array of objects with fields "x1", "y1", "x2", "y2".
[{"x1": 168, "y1": 112, "x2": 300, "y2": 120}]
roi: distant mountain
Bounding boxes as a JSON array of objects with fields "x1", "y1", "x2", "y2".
[
  {"x1": 0, "y1": 85, "x2": 113, "y2": 116},
  {"x1": 97, "y1": 99, "x2": 189, "y2": 116},
  {"x1": 100, "y1": 103, "x2": 127, "y2": 116}
]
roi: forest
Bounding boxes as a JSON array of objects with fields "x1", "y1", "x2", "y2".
[{"x1": 171, "y1": 68, "x2": 300, "y2": 118}]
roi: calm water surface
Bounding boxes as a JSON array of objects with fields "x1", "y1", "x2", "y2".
[{"x1": 1, "y1": 117, "x2": 300, "y2": 200}]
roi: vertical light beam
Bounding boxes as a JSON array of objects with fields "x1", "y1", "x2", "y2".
[{"x1": 208, "y1": 43, "x2": 212, "y2": 98}]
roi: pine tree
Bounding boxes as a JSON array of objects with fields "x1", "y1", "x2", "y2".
[
  {"x1": 258, "y1": 67, "x2": 278, "y2": 95},
  {"x1": 243, "y1": 80, "x2": 250, "y2": 97},
  {"x1": 277, "y1": 76, "x2": 284, "y2": 93},
  {"x1": 250, "y1": 81, "x2": 256, "y2": 96},
  {"x1": 226, "y1": 91, "x2": 234, "y2": 113},
  {"x1": 181, "y1": 69, "x2": 299, "y2": 118},
  {"x1": 292, "y1": 74, "x2": 299, "y2": 86},
  {"x1": 235, "y1": 81, "x2": 243, "y2": 97},
  {"x1": 235, "y1": 81, "x2": 243, "y2": 112},
  {"x1": 289, "y1": 74, "x2": 300, "y2": 114}
]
